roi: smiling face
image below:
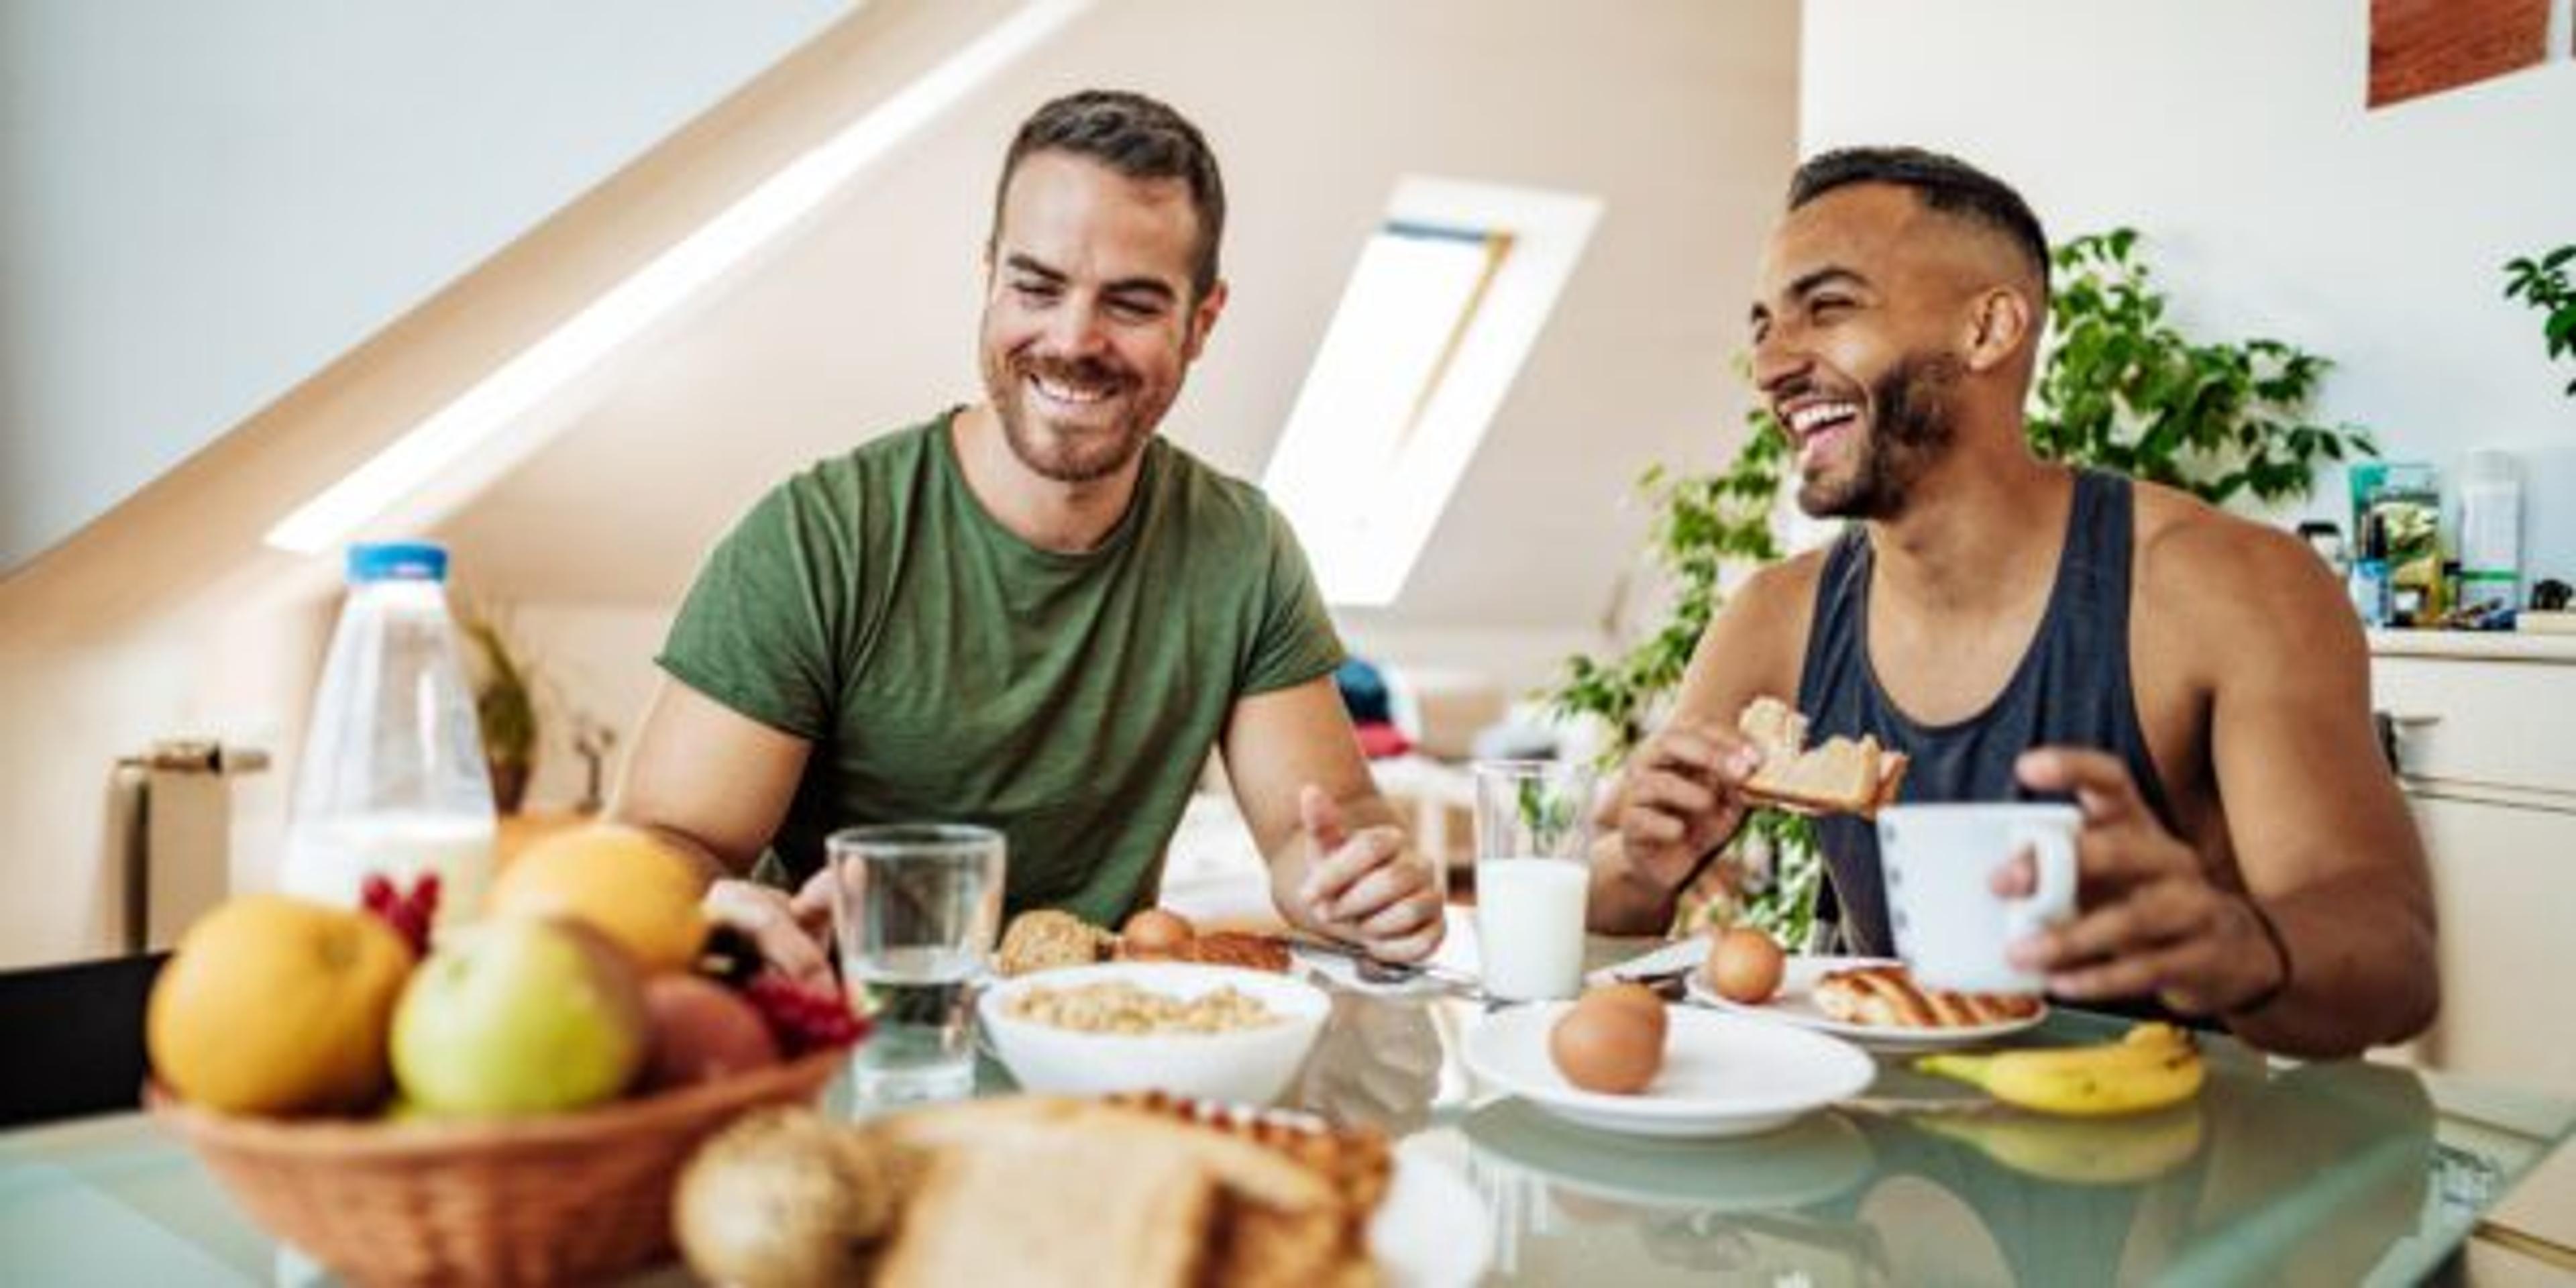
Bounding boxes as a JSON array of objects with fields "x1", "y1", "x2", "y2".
[
  {"x1": 978, "y1": 150, "x2": 1226, "y2": 486},
  {"x1": 1748, "y1": 183, "x2": 2027, "y2": 521}
]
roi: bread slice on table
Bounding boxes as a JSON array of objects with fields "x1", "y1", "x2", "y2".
[
  {"x1": 1811, "y1": 963, "x2": 2042, "y2": 1028},
  {"x1": 873, "y1": 1127, "x2": 1215, "y2": 1287},
  {"x1": 871, "y1": 1098, "x2": 1373, "y2": 1288},
  {"x1": 1736, "y1": 696, "x2": 1909, "y2": 818}
]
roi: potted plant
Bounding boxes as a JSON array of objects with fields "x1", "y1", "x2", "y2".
[
  {"x1": 1547, "y1": 228, "x2": 2369, "y2": 942},
  {"x1": 458, "y1": 606, "x2": 539, "y2": 815},
  {"x1": 2503, "y1": 244, "x2": 2575, "y2": 396}
]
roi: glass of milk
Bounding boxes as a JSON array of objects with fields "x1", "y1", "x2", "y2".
[{"x1": 1472, "y1": 760, "x2": 1596, "y2": 1001}]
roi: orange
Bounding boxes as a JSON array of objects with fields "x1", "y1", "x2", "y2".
[
  {"x1": 146, "y1": 895, "x2": 414, "y2": 1114},
  {"x1": 488, "y1": 824, "x2": 710, "y2": 974}
]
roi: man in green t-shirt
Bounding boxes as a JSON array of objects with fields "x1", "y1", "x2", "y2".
[{"x1": 612, "y1": 89, "x2": 1444, "y2": 980}]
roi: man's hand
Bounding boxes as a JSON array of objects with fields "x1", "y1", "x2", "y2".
[
  {"x1": 2000, "y1": 748, "x2": 2288, "y2": 1016},
  {"x1": 1607, "y1": 718, "x2": 1764, "y2": 897},
  {"x1": 1293, "y1": 786, "x2": 1444, "y2": 963},
  {"x1": 702, "y1": 872, "x2": 837, "y2": 988}
]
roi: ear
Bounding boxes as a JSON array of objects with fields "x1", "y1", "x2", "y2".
[
  {"x1": 1184, "y1": 278, "x2": 1230, "y2": 361},
  {"x1": 1963, "y1": 287, "x2": 2034, "y2": 374}
]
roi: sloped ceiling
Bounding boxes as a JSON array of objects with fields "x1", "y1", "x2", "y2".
[{"x1": 437, "y1": 0, "x2": 1799, "y2": 633}]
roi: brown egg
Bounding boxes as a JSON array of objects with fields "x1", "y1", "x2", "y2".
[
  {"x1": 1548, "y1": 1002, "x2": 1662, "y2": 1095},
  {"x1": 1581, "y1": 982, "x2": 1669, "y2": 1042},
  {"x1": 1120, "y1": 908, "x2": 1196, "y2": 955},
  {"x1": 1707, "y1": 926, "x2": 1786, "y2": 1004}
]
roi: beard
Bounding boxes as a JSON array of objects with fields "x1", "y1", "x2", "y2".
[
  {"x1": 981, "y1": 348, "x2": 1165, "y2": 485},
  {"x1": 1796, "y1": 352, "x2": 1962, "y2": 521}
]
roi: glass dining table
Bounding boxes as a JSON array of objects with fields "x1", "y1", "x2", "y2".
[{"x1": 2, "y1": 934, "x2": 2567, "y2": 1286}]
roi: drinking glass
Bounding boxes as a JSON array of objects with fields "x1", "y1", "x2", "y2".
[
  {"x1": 1471, "y1": 760, "x2": 1596, "y2": 1001},
  {"x1": 828, "y1": 824, "x2": 1006, "y2": 1104}
]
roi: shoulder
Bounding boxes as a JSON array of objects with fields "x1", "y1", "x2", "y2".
[
  {"x1": 1695, "y1": 543, "x2": 1833, "y2": 694},
  {"x1": 2130, "y1": 479, "x2": 2361, "y2": 669},
  {"x1": 1148, "y1": 437, "x2": 1290, "y2": 544}
]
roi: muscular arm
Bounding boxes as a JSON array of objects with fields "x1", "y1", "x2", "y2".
[
  {"x1": 2192, "y1": 531, "x2": 2437, "y2": 1055},
  {"x1": 1589, "y1": 557, "x2": 1811, "y2": 933},
  {"x1": 1220, "y1": 676, "x2": 1442, "y2": 959},
  {"x1": 608, "y1": 676, "x2": 812, "y2": 886},
  {"x1": 2026, "y1": 519, "x2": 2438, "y2": 1057}
]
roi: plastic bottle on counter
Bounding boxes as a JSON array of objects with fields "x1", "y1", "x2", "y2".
[
  {"x1": 278, "y1": 542, "x2": 496, "y2": 937},
  {"x1": 2457, "y1": 449, "x2": 2522, "y2": 615}
]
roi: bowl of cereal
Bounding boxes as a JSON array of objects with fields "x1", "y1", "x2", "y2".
[{"x1": 977, "y1": 961, "x2": 1331, "y2": 1104}]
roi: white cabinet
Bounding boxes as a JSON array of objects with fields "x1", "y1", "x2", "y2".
[{"x1": 2368, "y1": 631, "x2": 2576, "y2": 1256}]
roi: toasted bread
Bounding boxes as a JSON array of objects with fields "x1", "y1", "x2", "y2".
[
  {"x1": 873, "y1": 1128, "x2": 1216, "y2": 1287},
  {"x1": 1737, "y1": 696, "x2": 1909, "y2": 818},
  {"x1": 1119, "y1": 929, "x2": 1295, "y2": 973},
  {"x1": 1810, "y1": 963, "x2": 2041, "y2": 1029},
  {"x1": 871, "y1": 1097, "x2": 1375, "y2": 1288}
]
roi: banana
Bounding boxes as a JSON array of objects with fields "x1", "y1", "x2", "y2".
[
  {"x1": 1913, "y1": 1104, "x2": 2206, "y2": 1185},
  {"x1": 1916, "y1": 1023, "x2": 2205, "y2": 1117}
]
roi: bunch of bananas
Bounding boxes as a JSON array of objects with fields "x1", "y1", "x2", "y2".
[{"x1": 1916, "y1": 1022, "x2": 2205, "y2": 1117}]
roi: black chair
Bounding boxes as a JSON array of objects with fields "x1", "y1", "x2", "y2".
[{"x1": 0, "y1": 952, "x2": 168, "y2": 1128}]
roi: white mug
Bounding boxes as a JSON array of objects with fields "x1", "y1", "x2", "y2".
[{"x1": 1876, "y1": 803, "x2": 2080, "y2": 994}]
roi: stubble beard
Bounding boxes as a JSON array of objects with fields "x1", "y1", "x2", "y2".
[
  {"x1": 982, "y1": 350, "x2": 1164, "y2": 486},
  {"x1": 1796, "y1": 352, "x2": 1963, "y2": 521}
]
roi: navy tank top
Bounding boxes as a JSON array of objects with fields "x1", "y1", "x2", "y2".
[{"x1": 1796, "y1": 470, "x2": 2178, "y2": 957}]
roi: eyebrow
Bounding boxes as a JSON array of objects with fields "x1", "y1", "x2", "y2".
[
  {"x1": 1002, "y1": 253, "x2": 1179, "y2": 304},
  {"x1": 1749, "y1": 265, "x2": 1871, "y2": 326}
]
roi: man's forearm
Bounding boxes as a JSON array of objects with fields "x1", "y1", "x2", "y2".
[{"x1": 2222, "y1": 882, "x2": 2438, "y2": 1059}]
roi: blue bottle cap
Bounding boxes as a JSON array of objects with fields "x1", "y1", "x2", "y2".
[{"x1": 347, "y1": 542, "x2": 448, "y2": 584}]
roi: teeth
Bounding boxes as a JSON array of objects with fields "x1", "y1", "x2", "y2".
[
  {"x1": 1033, "y1": 374, "x2": 1113, "y2": 405},
  {"x1": 1787, "y1": 401, "x2": 1858, "y2": 435}
]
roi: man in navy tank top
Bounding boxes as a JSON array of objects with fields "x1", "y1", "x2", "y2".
[{"x1": 1589, "y1": 148, "x2": 2436, "y2": 1059}]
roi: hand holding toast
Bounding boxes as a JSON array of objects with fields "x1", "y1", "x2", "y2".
[{"x1": 1606, "y1": 718, "x2": 1764, "y2": 894}]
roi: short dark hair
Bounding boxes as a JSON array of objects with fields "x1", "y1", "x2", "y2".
[
  {"x1": 992, "y1": 89, "x2": 1226, "y2": 301},
  {"x1": 1788, "y1": 146, "x2": 2049, "y2": 292}
]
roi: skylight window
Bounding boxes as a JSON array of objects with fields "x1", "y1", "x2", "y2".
[{"x1": 1263, "y1": 177, "x2": 1601, "y2": 608}]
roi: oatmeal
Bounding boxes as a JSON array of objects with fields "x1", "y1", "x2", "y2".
[{"x1": 1004, "y1": 981, "x2": 1284, "y2": 1034}]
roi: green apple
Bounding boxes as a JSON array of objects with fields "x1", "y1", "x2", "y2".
[{"x1": 391, "y1": 918, "x2": 647, "y2": 1115}]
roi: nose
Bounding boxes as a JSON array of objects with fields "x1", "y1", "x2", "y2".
[
  {"x1": 1750, "y1": 323, "x2": 1809, "y2": 401},
  {"x1": 1041, "y1": 296, "x2": 1113, "y2": 359}
]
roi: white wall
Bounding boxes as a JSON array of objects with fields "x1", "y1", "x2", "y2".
[
  {"x1": 0, "y1": 0, "x2": 851, "y2": 572},
  {"x1": 1803, "y1": 0, "x2": 2576, "y2": 587}
]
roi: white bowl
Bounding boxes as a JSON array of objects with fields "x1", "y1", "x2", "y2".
[{"x1": 977, "y1": 961, "x2": 1330, "y2": 1105}]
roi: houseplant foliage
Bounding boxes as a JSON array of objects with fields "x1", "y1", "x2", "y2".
[
  {"x1": 458, "y1": 607, "x2": 539, "y2": 815},
  {"x1": 2030, "y1": 229, "x2": 2373, "y2": 505},
  {"x1": 2503, "y1": 244, "x2": 2576, "y2": 396},
  {"x1": 1548, "y1": 228, "x2": 2368, "y2": 943}
]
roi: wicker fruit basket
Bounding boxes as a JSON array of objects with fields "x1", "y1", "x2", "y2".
[{"x1": 150, "y1": 1050, "x2": 847, "y2": 1287}]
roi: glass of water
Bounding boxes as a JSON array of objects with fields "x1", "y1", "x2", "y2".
[
  {"x1": 1472, "y1": 760, "x2": 1596, "y2": 1001},
  {"x1": 827, "y1": 824, "x2": 1005, "y2": 1105}
]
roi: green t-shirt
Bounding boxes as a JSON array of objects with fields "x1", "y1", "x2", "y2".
[{"x1": 657, "y1": 411, "x2": 1344, "y2": 925}]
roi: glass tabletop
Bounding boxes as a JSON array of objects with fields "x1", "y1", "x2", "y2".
[{"x1": 3, "y1": 937, "x2": 2568, "y2": 1287}]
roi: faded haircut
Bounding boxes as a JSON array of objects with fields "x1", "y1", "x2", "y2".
[
  {"x1": 991, "y1": 89, "x2": 1226, "y2": 301},
  {"x1": 1789, "y1": 146, "x2": 2050, "y2": 294}
]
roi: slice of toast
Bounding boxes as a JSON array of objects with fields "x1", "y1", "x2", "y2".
[
  {"x1": 873, "y1": 1127, "x2": 1216, "y2": 1288},
  {"x1": 1736, "y1": 696, "x2": 1909, "y2": 818}
]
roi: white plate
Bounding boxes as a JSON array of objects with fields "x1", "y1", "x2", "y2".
[
  {"x1": 1463, "y1": 1004, "x2": 1875, "y2": 1139},
  {"x1": 1688, "y1": 954, "x2": 2048, "y2": 1049},
  {"x1": 1372, "y1": 1138, "x2": 1494, "y2": 1288}
]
